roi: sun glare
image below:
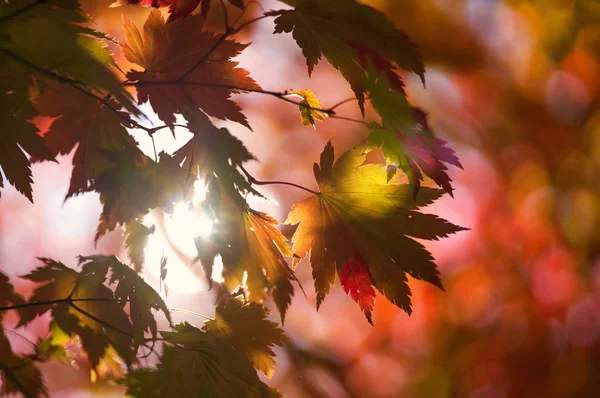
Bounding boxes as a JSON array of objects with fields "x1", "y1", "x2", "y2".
[{"x1": 142, "y1": 178, "x2": 217, "y2": 297}]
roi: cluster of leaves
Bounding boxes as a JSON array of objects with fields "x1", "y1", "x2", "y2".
[
  {"x1": 0, "y1": 0, "x2": 466, "y2": 396},
  {"x1": 0, "y1": 257, "x2": 284, "y2": 397}
]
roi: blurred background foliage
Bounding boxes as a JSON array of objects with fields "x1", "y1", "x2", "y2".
[{"x1": 1, "y1": 0, "x2": 600, "y2": 397}]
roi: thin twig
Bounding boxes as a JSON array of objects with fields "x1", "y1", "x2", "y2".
[
  {"x1": 169, "y1": 308, "x2": 214, "y2": 321},
  {"x1": 330, "y1": 115, "x2": 370, "y2": 125},
  {"x1": 326, "y1": 97, "x2": 363, "y2": 112},
  {"x1": 240, "y1": 165, "x2": 319, "y2": 195},
  {"x1": 127, "y1": 81, "x2": 336, "y2": 116},
  {"x1": 0, "y1": 297, "x2": 122, "y2": 312},
  {"x1": 232, "y1": 14, "x2": 272, "y2": 33}
]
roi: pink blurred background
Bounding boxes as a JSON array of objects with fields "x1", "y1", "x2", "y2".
[{"x1": 2, "y1": 0, "x2": 600, "y2": 396}]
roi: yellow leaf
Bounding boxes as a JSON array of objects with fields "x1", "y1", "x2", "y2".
[{"x1": 289, "y1": 89, "x2": 326, "y2": 126}]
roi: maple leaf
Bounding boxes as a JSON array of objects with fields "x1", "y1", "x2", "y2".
[
  {"x1": 285, "y1": 142, "x2": 466, "y2": 319},
  {"x1": 195, "y1": 188, "x2": 298, "y2": 322},
  {"x1": 270, "y1": 0, "x2": 423, "y2": 113},
  {"x1": 94, "y1": 150, "x2": 192, "y2": 241},
  {"x1": 0, "y1": 88, "x2": 55, "y2": 201},
  {"x1": 123, "y1": 322, "x2": 280, "y2": 397},
  {"x1": 339, "y1": 254, "x2": 376, "y2": 324},
  {"x1": 122, "y1": 9, "x2": 261, "y2": 128},
  {"x1": 77, "y1": 255, "x2": 171, "y2": 349},
  {"x1": 0, "y1": 271, "x2": 25, "y2": 321},
  {"x1": 289, "y1": 89, "x2": 326, "y2": 127},
  {"x1": 0, "y1": 329, "x2": 48, "y2": 398},
  {"x1": 203, "y1": 296, "x2": 286, "y2": 378},
  {"x1": 112, "y1": 0, "x2": 244, "y2": 21},
  {"x1": 367, "y1": 109, "x2": 463, "y2": 197},
  {"x1": 0, "y1": 0, "x2": 136, "y2": 112},
  {"x1": 17, "y1": 258, "x2": 134, "y2": 368},
  {"x1": 125, "y1": 220, "x2": 156, "y2": 272},
  {"x1": 173, "y1": 109, "x2": 261, "y2": 199},
  {"x1": 33, "y1": 82, "x2": 139, "y2": 199}
]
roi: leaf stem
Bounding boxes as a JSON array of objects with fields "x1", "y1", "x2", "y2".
[{"x1": 240, "y1": 165, "x2": 319, "y2": 195}]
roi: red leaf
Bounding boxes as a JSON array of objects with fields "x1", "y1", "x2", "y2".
[
  {"x1": 121, "y1": 9, "x2": 261, "y2": 129},
  {"x1": 339, "y1": 254, "x2": 376, "y2": 324}
]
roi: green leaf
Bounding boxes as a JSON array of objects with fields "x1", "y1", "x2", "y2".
[
  {"x1": 270, "y1": 0, "x2": 423, "y2": 113},
  {"x1": 17, "y1": 258, "x2": 134, "y2": 368},
  {"x1": 203, "y1": 296, "x2": 286, "y2": 378},
  {"x1": 123, "y1": 322, "x2": 281, "y2": 398},
  {"x1": 78, "y1": 255, "x2": 171, "y2": 350},
  {"x1": 285, "y1": 142, "x2": 466, "y2": 317},
  {"x1": 0, "y1": 0, "x2": 136, "y2": 113},
  {"x1": 366, "y1": 110, "x2": 463, "y2": 197}
]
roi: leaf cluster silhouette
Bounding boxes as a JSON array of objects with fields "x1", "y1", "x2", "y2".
[{"x1": 0, "y1": 0, "x2": 466, "y2": 396}]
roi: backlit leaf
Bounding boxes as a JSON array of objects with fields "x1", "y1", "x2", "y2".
[
  {"x1": 195, "y1": 189, "x2": 298, "y2": 322},
  {"x1": 203, "y1": 296, "x2": 286, "y2": 378},
  {"x1": 122, "y1": 322, "x2": 280, "y2": 397},
  {"x1": 77, "y1": 255, "x2": 171, "y2": 349},
  {"x1": 270, "y1": 0, "x2": 423, "y2": 113},
  {"x1": 17, "y1": 258, "x2": 134, "y2": 368},
  {"x1": 286, "y1": 142, "x2": 466, "y2": 317},
  {"x1": 122, "y1": 9, "x2": 261, "y2": 128},
  {"x1": 339, "y1": 254, "x2": 376, "y2": 324},
  {"x1": 289, "y1": 89, "x2": 326, "y2": 126}
]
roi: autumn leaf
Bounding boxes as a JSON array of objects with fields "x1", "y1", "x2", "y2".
[
  {"x1": 0, "y1": 330, "x2": 47, "y2": 398},
  {"x1": 367, "y1": 109, "x2": 463, "y2": 197},
  {"x1": 94, "y1": 150, "x2": 192, "y2": 241},
  {"x1": 17, "y1": 258, "x2": 134, "y2": 368},
  {"x1": 203, "y1": 296, "x2": 286, "y2": 378},
  {"x1": 195, "y1": 188, "x2": 298, "y2": 322},
  {"x1": 286, "y1": 142, "x2": 466, "y2": 319},
  {"x1": 33, "y1": 82, "x2": 139, "y2": 199},
  {"x1": 173, "y1": 109, "x2": 261, "y2": 200},
  {"x1": 289, "y1": 89, "x2": 326, "y2": 126},
  {"x1": 0, "y1": 271, "x2": 25, "y2": 320},
  {"x1": 339, "y1": 254, "x2": 376, "y2": 324},
  {"x1": 270, "y1": 0, "x2": 423, "y2": 113},
  {"x1": 112, "y1": 0, "x2": 244, "y2": 21},
  {"x1": 0, "y1": 88, "x2": 55, "y2": 201},
  {"x1": 122, "y1": 9, "x2": 261, "y2": 128},
  {"x1": 125, "y1": 220, "x2": 156, "y2": 272},
  {"x1": 123, "y1": 322, "x2": 280, "y2": 397},
  {"x1": 78, "y1": 255, "x2": 171, "y2": 349}
]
